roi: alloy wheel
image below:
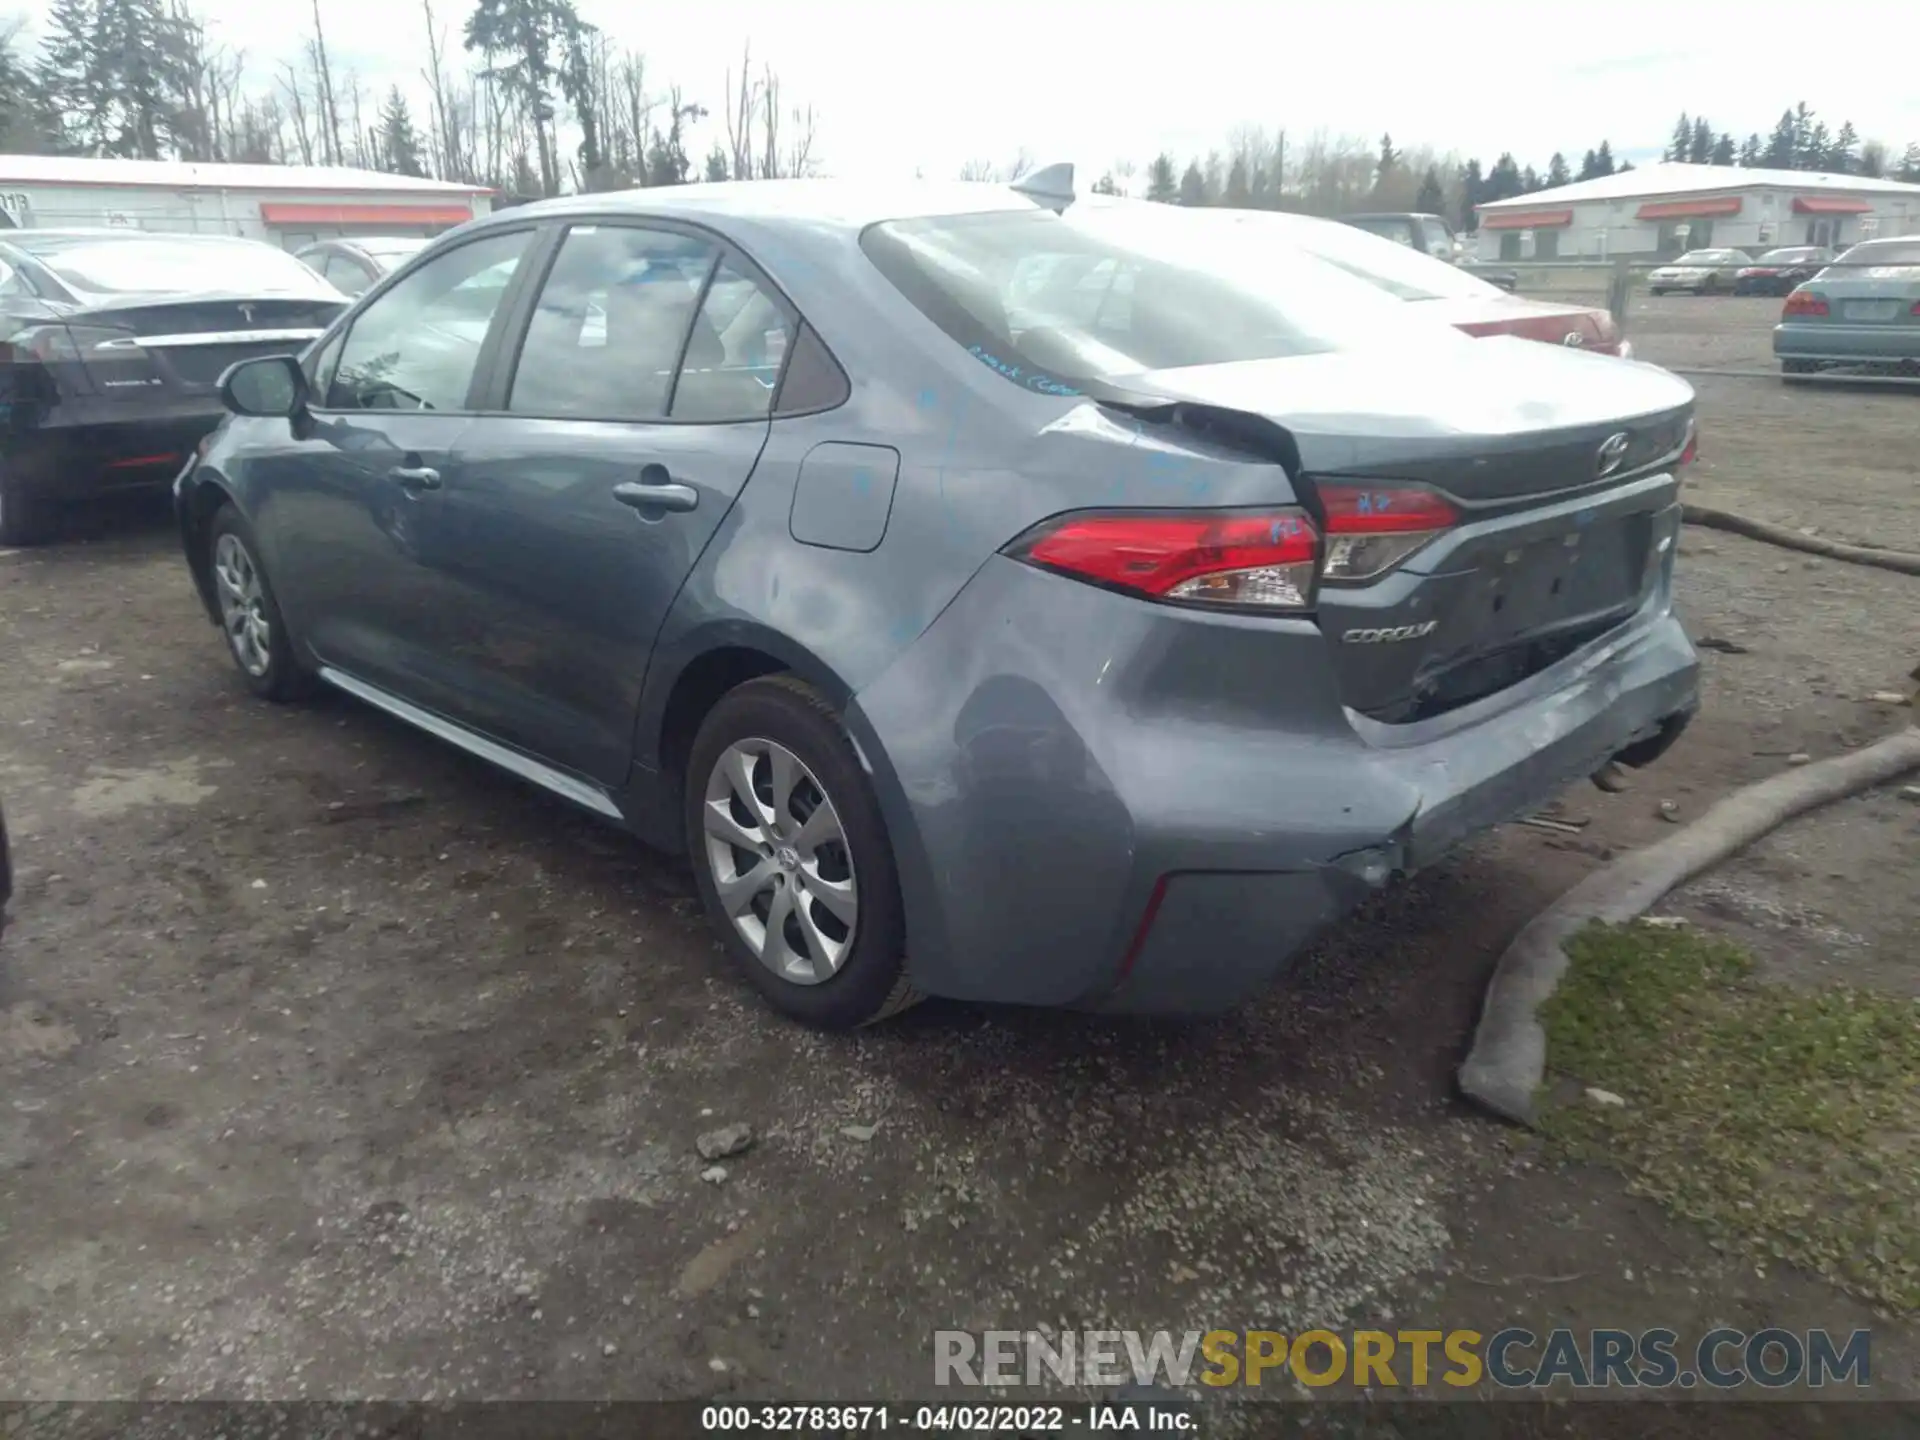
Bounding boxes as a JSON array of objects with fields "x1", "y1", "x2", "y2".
[
  {"x1": 701, "y1": 737, "x2": 858, "y2": 985},
  {"x1": 213, "y1": 532, "x2": 273, "y2": 677}
]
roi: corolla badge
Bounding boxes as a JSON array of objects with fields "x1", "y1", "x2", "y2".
[
  {"x1": 1595, "y1": 431, "x2": 1632, "y2": 479},
  {"x1": 1343, "y1": 621, "x2": 1439, "y2": 644}
]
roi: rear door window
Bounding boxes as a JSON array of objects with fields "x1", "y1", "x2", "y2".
[{"x1": 506, "y1": 224, "x2": 718, "y2": 421}]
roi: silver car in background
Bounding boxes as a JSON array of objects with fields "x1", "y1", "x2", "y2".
[{"x1": 1647, "y1": 248, "x2": 1753, "y2": 296}]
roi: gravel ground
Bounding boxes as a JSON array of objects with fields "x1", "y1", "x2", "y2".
[{"x1": 1, "y1": 297, "x2": 1916, "y2": 1411}]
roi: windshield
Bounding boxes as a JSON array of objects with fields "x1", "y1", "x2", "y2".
[
  {"x1": 861, "y1": 203, "x2": 1464, "y2": 395},
  {"x1": 25, "y1": 237, "x2": 331, "y2": 296},
  {"x1": 1212, "y1": 211, "x2": 1504, "y2": 302},
  {"x1": 1829, "y1": 239, "x2": 1920, "y2": 266},
  {"x1": 1673, "y1": 251, "x2": 1727, "y2": 265}
]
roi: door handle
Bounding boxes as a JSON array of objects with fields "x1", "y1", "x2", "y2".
[
  {"x1": 613, "y1": 480, "x2": 699, "y2": 513},
  {"x1": 391, "y1": 465, "x2": 442, "y2": 492}
]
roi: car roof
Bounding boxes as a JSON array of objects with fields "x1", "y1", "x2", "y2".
[{"x1": 487, "y1": 178, "x2": 1042, "y2": 235}]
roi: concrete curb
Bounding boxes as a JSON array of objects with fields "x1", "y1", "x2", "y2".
[{"x1": 1458, "y1": 726, "x2": 1920, "y2": 1127}]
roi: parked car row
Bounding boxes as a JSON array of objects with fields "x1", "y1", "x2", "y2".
[
  {"x1": 1773, "y1": 234, "x2": 1920, "y2": 382},
  {"x1": 173, "y1": 172, "x2": 1701, "y2": 1029}
]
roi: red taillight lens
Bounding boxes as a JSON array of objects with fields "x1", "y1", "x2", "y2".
[
  {"x1": 1783, "y1": 291, "x2": 1828, "y2": 318},
  {"x1": 1678, "y1": 422, "x2": 1698, "y2": 468},
  {"x1": 1010, "y1": 510, "x2": 1319, "y2": 610},
  {"x1": 1316, "y1": 483, "x2": 1459, "y2": 583},
  {"x1": 1911, "y1": 301, "x2": 1920, "y2": 317}
]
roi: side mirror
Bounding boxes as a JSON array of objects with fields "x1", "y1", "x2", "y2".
[{"x1": 219, "y1": 354, "x2": 307, "y2": 418}]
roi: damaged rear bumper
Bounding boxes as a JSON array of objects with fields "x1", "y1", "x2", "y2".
[{"x1": 847, "y1": 555, "x2": 1700, "y2": 1017}]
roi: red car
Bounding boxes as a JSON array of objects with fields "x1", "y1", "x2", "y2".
[{"x1": 1210, "y1": 208, "x2": 1632, "y2": 358}]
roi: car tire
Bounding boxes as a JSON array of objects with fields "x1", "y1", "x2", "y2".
[
  {"x1": 0, "y1": 482, "x2": 55, "y2": 547},
  {"x1": 685, "y1": 674, "x2": 920, "y2": 1029},
  {"x1": 207, "y1": 506, "x2": 316, "y2": 703},
  {"x1": 1650, "y1": 287, "x2": 1667, "y2": 297}
]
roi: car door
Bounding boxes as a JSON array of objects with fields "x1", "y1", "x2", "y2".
[
  {"x1": 258, "y1": 226, "x2": 539, "y2": 702},
  {"x1": 405, "y1": 219, "x2": 788, "y2": 787}
]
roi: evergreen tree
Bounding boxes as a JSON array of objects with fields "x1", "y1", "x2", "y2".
[
  {"x1": 1594, "y1": 139, "x2": 1615, "y2": 175},
  {"x1": 466, "y1": 0, "x2": 595, "y2": 195},
  {"x1": 1762, "y1": 110, "x2": 1797, "y2": 168},
  {"x1": 1144, "y1": 152, "x2": 1177, "y2": 203},
  {"x1": 35, "y1": 0, "x2": 103, "y2": 153},
  {"x1": 1789, "y1": 102, "x2": 1817, "y2": 167},
  {"x1": 1897, "y1": 142, "x2": 1920, "y2": 183},
  {"x1": 1709, "y1": 132, "x2": 1735, "y2": 166},
  {"x1": 1688, "y1": 117, "x2": 1712, "y2": 164},
  {"x1": 1223, "y1": 156, "x2": 1250, "y2": 207},
  {"x1": 1484, "y1": 152, "x2": 1525, "y2": 202},
  {"x1": 1617, "y1": 160, "x2": 1635, "y2": 172},
  {"x1": 1545, "y1": 152, "x2": 1569, "y2": 187},
  {"x1": 1091, "y1": 171, "x2": 1121, "y2": 196},
  {"x1": 377, "y1": 86, "x2": 425, "y2": 176},
  {"x1": 1826, "y1": 120, "x2": 1858, "y2": 173},
  {"x1": 1457, "y1": 157, "x2": 1484, "y2": 231},
  {"x1": 1177, "y1": 158, "x2": 1207, "y2": 206},
  {"x1": 1375, "y1": 132, "x2": 1398, "y2": 189},
  {"x1": 1415, "y1": 166, "x2": 1445, "y2": 214},
  {"x1": 1666, "y1": 112, "x2": 1692, "y2": 162},
  {"x1": 1739, "y1": 133, "x2": 1763, "y2": 167},
  {"x1": 703, "y1": 143, "x2": 728, "y2": 182},
  {"x1": 1577, "y1": 148, "x2": 1600, "y2": 181}
]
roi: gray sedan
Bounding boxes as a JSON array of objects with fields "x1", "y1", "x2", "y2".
[
  {"x1": 1774, "y1": 235, "x2": 1920, "y2": 381},
  {"x1": 177, "y1": 177, "x2": 1700, "y2": 1028},
  {"x1": 1647, "y1": 248, "x2": 1753, "y2": 295}
]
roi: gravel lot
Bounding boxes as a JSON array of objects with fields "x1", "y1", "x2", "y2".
[{"x1": 2, "y1": 296, "x2": 1916, "y2": 1412}]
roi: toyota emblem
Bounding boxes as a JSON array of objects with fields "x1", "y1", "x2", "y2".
[
  {"x1": 1562, "y1": 331, "x2": 1586, "y2": 346},
  {"x1": 1595, "y1": 431, "x2": 1632, "y2": 479}
]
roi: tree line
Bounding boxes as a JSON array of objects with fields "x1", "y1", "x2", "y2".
[
  {"x1": 0, "y1": 0, "x2": 820, "y2": 198},
  {"x1": 1090, "y1": 102, "x2": 1920, "y2": 233}
]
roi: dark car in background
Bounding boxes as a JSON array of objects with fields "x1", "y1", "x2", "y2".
[
  {"x1": 1734, "y1": 246, "x2": 1836, "y2": 296},
  {"x1": 294, "y1": 236, "x2": 433, "y2": 298},
  {"x1": 1774, "y1": 235, "x2": 1920, "y2": 381},
  {"x1": 0, "y1": 229, "x2": 348, "y2": 545},
  {"x1": 179, "y1": 176, "x2": 1699, "y2": 1030},
  {"x1": 1338, "y1": 212, "x2": 1520, "y2": 290}
]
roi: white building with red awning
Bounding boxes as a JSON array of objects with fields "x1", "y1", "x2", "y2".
[
  {"x1": 1473, "y1": 161, "x2": 1920, "y2": 261},
  {"x1": 0, "y1": 155, "x2": 492, "y2": 252}
]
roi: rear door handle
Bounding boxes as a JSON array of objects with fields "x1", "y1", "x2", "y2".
[
  {"x1": 391, "y1": 465, "x2": 442, "y2": 492},
  {"x1": 613, "y1": 481, "x2": 699, "y2": 513}
]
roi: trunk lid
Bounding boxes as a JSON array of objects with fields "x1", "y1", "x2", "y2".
[
  {"x1": 1801, "y1": 266, "x2": 1920, "y2": 326},
  {"x1": 1415, "y1": 295, "x2": 1618, "y2": 351},
  {"x1": 60, "y1": 294, "x2": 343, "y2": 397},
  {"x1": 1114, "y1": 339, "x2": 1696, "y2": 723}
]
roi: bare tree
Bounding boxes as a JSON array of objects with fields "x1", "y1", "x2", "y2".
[
  {"x1": 277, "y1": 60, "x2": 315, "y2": 165},
  {"x1": 723, "y1": 40, "x2": 756, "y2": 180},
  {"x1": 420, "y1": 0, "x2": 461, "y2": 179},
  {"x1": 957, "y1": 157, "x2": 995, "y2": 181},
  {"x1": 307, "y1": 0, "x2": 342, "y2": 163}
]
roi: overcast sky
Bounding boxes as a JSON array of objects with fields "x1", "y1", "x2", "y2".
[{"x1": 17, "y1": 0, "x2": 1920, "y2": 179}]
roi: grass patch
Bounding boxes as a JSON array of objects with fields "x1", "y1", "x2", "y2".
[{"x1": 1539, "y1": 921, "x2": 1920, "y2": 1312}]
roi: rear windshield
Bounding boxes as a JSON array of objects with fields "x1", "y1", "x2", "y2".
[
  {"x1": 23, "y1": 238, "x2": 331, "y2": 296},
  {"x1": 860, "y1": 204, "x2": 1461, "y2": 394},
  {"x1": 1223, "y1": 212, "x2": 1504, "y2": 302},
  {"x1": 359, "y1": 238, "x2": 431, "y2": 260},
  {"x1": 1829, "y1": 239, "x2": 1920, "y2": 266},
  {"x1": 1756, "y1": 248, "x2": 1822, "y2": 263}
]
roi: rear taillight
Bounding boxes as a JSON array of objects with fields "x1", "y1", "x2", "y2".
[
  {"x1": 1009, "y1": 509, "x2": 1320, "y2": 610},
  {"x1": 1677, "y1": 419, "x2": 1698, "y2": 469},
  {"x1": 1316, "y1": 483, "x2": 1460, "y2": 584},
  {"x1": 1783, "y1": 291, "x2": 1828, "y2": 318},
  {"x1": 1911, "y1": 301, "x2": 1920, "y2": 317}
]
